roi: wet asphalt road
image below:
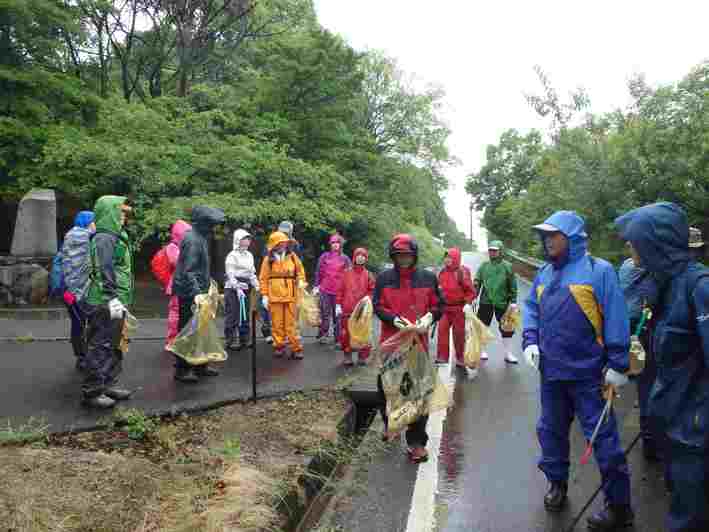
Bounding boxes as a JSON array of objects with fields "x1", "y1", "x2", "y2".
[{"x1": 435, "y1": 253, "x2": 669, "y2": 532}]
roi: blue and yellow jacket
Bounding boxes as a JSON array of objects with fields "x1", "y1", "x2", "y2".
[{"x1": 523, "y1": 211, "x2": 630, "y2": 381}]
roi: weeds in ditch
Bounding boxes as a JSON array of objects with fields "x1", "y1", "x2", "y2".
[
  {"x1": 0, "y1": 417, "x2": 49, "y2": 445},
  {"x1": 110, "y1": 408, "x2": 157, "y2": 441}
]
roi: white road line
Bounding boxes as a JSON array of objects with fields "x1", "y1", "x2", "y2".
[{"x1": 405, "y1": 332, "x2": 456, "y2": 532}]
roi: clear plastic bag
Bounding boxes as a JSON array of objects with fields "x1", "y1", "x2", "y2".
[
  {"x1": 500, "y1": 305, "x2": 521, "y2": 333},
  {"x1": 348, "y1": 296, "x2": 373, "y2": 349},
  {"x1": 298, "y1": 289, "x2": 321, "y2": 329},
  {"x1": 168, "y1": 281, "x2": 227, "y2": 365},
  {"x1": 379, "y1": 330, "x2": 450, "y2": 432},
  {"x1": 464, "y1": 312, "x2": 495, "y2": 368}
]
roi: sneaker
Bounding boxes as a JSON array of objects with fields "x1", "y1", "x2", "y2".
[
  {"x1": 292, "y1": 351, "x2": 304, "y2": 360},
  {"x1": 408, "y1": 446, "x2": 429, "y2": 464},
  {"x1": 265, "y1": 335, "x2": 273, "y2": 344},
  {"x1": 466, "y1": 367, "x2": 479, "y2": 379},
  {"x1": 543, "y1": 481, "x2": 568, "y2": 512},
  {"x1": 504, "y1": 353, "x2": 519, "y2": 364},
  {"x1": 82, "y1": 394, "x2": 116, "y2": 409},
  {"x1": 434, "y1": 358, "x2": 448, "y2": 366},
  {"x1": 317, "y1": 336, "x2": 328, "y2": 345},
  {"x1": 274, "y1": 347, "x2": 285, "y2": 358},
  {"x1": 195, "y1": 365, "x2": 220, "y2": 377},
  {"x1": 104, "y1": 387, "x2": 132, "y2": 400},
  {"x1": 480, "y1": 351, "x2": 489, "y2": 361},
  {"x1": 174, "y1": 369, "x2": 199, "y2": 383},
  {"x1": 587, "y1": 502, "x2": 634, "y2": 530},
  {"x1": 225, "y1": 338, "x2": 238, "y2": 350},
  {"x1": 343, "y1": 352, "x2": 354, "y2": 366}
]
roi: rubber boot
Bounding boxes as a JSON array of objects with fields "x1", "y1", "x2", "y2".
[
  {"x1": 502, "y1": 337, "x2": 518, "y2": 363},
  {"x1": 175, "y1": 368, "x2": 199, "y2": 383},
  {"x1": 195, "y1": 365, "x2": 220, "y2": 377},
  {"x1": 544, "y1": 481, "x2": 568, "y2": 512},
  {"x1": 587, "y1": 502, "x2": 634, "y2": 530}
]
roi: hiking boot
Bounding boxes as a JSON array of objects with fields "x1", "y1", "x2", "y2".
[
  {"x1": 225, "y1": 337, "x2": 238, "y2": 350},
  {"x1": 544, "y1": 481, "x2": 568, "y2": 512},
  {"x1": 105, "y1": 387, "x2": 132, "y2": 400},
  {"x1": 195, "y1": 365, "x2": 220, "y2": 377},
  {"x1": 317, "y1": 335, "x2": 328, "y2": 345},
  {"x1": 82, "y1": 394, "x2": 116, "y2": 409},
  {"x1": 587, "y1": 502, "x2": 634, "y2": 530},
  {"x1": 505, "y1": 353, "x2": 519, "y2": 364},
  {"x1": 292, "y1": 350, "x2": 304, "y2": 360},
  {"x1": 240, "y1": 336, "x2": 252, "y2": 349},
  {"x1": 174, "y1": 369, "x2": 199, "y2": 383}
]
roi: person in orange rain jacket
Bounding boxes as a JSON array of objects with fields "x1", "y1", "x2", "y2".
[
  {"x1": 259, "y1": 231, "x2": 307, "y2": 358},
  {"x1": 437, "y1": 248, "x2": 476, "y2": 367},
  {"x1": 336, "y1": 248, "x2": 375, "y2": 366}
]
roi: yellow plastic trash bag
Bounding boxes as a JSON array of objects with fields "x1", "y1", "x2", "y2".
[
  {"x1": 379, "y1": 330, "x2": 450, "y2": 433},
  {"x1": 348, "y1": 296, "x2": 373, "y2": 349},
  {"x1": 500, "y1": 305, "x2": 521, "y2": 333},
  {"x1": 168, "y1": 281, "x2": 227, "y2": 366},
  {"x1": 119, "y1": 311, "x2": 139, "y2": 354},
  {"x1": 464, "y1": 312, "x2": 495, "y2": 368},
  {"x1": 298, "y1": 288, "x2": 321, "y2": 329}
]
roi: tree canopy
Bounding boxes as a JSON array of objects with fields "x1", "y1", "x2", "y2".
[{"x1": 0, "y1": 0, "x2": 471, "y2": 267}]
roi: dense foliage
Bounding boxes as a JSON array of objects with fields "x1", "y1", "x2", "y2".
[
  {"x1": 0, "y1": 0, "x2": 470, "y2": 268},
  {"x1": 467, "y1": 65, "x2": 709, "y2": 264}
]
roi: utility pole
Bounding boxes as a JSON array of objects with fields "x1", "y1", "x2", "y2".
[{"x1": 469, "y1": 202, "x2": 474, "y2": 246}]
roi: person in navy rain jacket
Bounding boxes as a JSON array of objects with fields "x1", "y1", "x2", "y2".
[
  {"x1": 522, "y1": 211, "x2": 633, "y2": 531},
  {"x1": 616, "y1": 203, "x2": 709, "y2": 532}
]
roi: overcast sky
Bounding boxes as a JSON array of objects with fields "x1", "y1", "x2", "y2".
[{"x1": 313, "y1": 0, "x2": 709, "y2": 239}]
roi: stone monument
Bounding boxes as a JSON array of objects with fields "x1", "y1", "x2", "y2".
[
  {"x1": 11, "y1": 188, "x2": 58, "y2": 257},
  {"x1": 0, "y1": 189, "x2": 56, "y2": 305}
]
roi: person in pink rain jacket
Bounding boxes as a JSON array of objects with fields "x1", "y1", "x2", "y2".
[
  {"x1": 313, "y1": 234, "x2": 351, "y2": 343},
  {"x1": 164, "y1": 220, "x2": 192, "y2": 348}
]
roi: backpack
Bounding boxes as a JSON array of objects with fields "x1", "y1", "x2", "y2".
[
  {"x1": 49, "y1": 250, "x2": 65, "y2": 297},
  {"x1": 151, "y1": 246, "x2": 172, "y2": 288}
]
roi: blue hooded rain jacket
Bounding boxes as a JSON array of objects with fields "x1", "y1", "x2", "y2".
[{"x1": 615, "y1": 202, "x2": 709, "y2": 449}]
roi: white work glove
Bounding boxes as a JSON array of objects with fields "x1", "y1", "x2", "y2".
[
  {"x1": 605, "y1": 368, "x2": 629, "y2": 388},
  {"x1": 108, "y1": 298, "x2": 126, "y2": 320},
  {"x1": 262, "y1": 296, "x2": 269, "y2": 308},
  {"x1": 312, "y1": 286, "x2": 320, "y2": 296},
  {"x1": 335, "y1": 304, "x2": 343, "y2": 317},
  {"x1": 415, "y1": 312, "x2": 433, "y2": 333},
  {"x1": 394, "y1": 316, "x2": 414, "y2": 330},
  {"x1": 524, "y1": 345, "x2": 540, "y2": 370},
  {"x1": 463, "y1": 304, "x2": 474, "y2": 316}
]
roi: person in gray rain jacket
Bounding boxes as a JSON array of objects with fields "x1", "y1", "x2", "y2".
[{"x1": 172, "y1": 206, "x2": 226, "y2": 382}]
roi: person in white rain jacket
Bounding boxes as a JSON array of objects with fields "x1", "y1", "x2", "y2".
[{"x1": 224, "y1": 229, "x2": 259, "y2": 350}]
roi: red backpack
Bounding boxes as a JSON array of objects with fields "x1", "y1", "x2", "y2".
[{"x1": 151, "y1": 246, "x2": 172, "y2": 288}]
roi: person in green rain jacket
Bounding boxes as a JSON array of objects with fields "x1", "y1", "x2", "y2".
[
  {"x1": 474, "y1": 240, "x2": 519, "y2": 363},
  {"x1": 83, "y1": 195, "x2": 135, "y2": 409}
]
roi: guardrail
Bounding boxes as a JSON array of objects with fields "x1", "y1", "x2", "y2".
[{"x1": 504, "y1": 248, "x2": 544, "y2": 269}]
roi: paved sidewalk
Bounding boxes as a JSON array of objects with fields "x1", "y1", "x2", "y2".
[{"x1": 0, "y1": 336, "x2": 357, "y2": 433}]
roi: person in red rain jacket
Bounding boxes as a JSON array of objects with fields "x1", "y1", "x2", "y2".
[
  {"x1": 437, "y1": 248, "x2": 476, "y2": 367},
  {"x1": 373, "y1": 234, "x2": 445, "y2": 464},
  {"x1": 336, "y1": 248, "x2": 376, "y2": 366}
]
